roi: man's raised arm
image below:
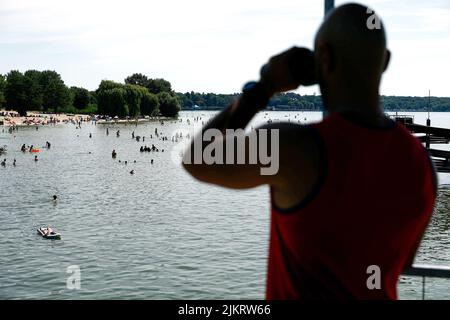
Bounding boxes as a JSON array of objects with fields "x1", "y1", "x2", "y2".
[{"x1": 182, "y1": 47, "x2": 316, "y2": 189}]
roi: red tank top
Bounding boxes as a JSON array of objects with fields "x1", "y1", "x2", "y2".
[{"x1": 266, "y1": 113, "x2": 436, "y2": 300}]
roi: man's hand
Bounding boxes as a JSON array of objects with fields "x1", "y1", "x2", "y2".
[{"x1": 260, "y1": 47, "x2": 316, "y2": 96}]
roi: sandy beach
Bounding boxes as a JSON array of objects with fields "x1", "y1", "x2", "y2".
[
  {"x1": 0, "y1": 109, "x2": 181, "y2": 127},
  {"x1": 0, "y1": 110, "x2": 91, "y2": 126}
]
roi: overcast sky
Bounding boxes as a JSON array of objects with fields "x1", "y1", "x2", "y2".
[{"x1": 0, "y1": 0, "x2": 449, "y2": 96}]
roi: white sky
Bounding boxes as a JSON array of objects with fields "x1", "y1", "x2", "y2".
[{"x1": 0, "y1": 0, "x2": 449, "y2": 96}]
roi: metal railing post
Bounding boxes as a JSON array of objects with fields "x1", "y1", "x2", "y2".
[
  {"x1": 322, "y1": 0, "x2": 334, "y2": 120},
  {"x1": 402, "y1": 264, "x2": 450, "y2": 300},
  {"x1": 422, "y1": 276, "x2": 425, "y2": 300}
]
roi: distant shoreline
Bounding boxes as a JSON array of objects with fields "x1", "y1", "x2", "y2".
[
  {"x1": 1, "y1": 109, "x2": 449, "y2": 127},
  {"x1": 181, "y1": 107, "x2": 450, "y2": 112}
]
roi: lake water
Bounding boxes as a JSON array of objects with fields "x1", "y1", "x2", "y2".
[{"x1": 0, "y1": 111, "x2": 449, "y2": 299}]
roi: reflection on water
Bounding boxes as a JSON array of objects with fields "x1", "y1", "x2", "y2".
[{"x1": 0, "y1": 111, "x2": 449, "y2": 299}]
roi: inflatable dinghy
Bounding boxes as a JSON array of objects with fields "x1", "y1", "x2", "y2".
[{"x1": 37, "y1": 227, "x2": 61, "y2": 240}]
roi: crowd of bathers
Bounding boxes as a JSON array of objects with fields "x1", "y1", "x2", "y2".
[
  {"x1": 2, "y1": 115, "x2": 208, "y2": 171},
  {"x1": 140, "y1": 144, "x2": 164, "y2": 153},
  {"x1": 0, "y1": 141, "x2": 52, "y2": 167}
]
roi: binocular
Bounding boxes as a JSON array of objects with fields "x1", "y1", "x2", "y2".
[{"x1": 260, "y1": 48, "x2": 317, "y2": 87}]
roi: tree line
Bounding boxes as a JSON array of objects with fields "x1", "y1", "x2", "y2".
[
  {"x1": 1, "y1": 70, "x2": 448, "y2": 116},
  {"x1": 178, "y1": 91, "x2": 450, "y2": 112},
  {"x1": 0, "y1": 71, "x2": 180, "y2": 117}
]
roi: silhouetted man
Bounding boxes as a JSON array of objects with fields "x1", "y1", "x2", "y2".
[{"x1": 183, "y1": 3, "x2": 436, "y2": 299}]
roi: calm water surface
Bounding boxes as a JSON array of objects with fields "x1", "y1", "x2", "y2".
[{"x1": 0, "y1": 111, "x2": 449, "y2": 299}]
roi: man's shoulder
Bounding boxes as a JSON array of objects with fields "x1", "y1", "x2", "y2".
[
  {"x1": 256, "y1": 121, "x2": 322, "y2": 160},
  {"x1": 392, "y1": 122, "x2": 427, "y2": 150},
  {"x1": 257, "y1": 121, "x2": 322, "y2": 142},
  {"x1": 257, "y1": 121, "x2": 316, "y2": 135}
]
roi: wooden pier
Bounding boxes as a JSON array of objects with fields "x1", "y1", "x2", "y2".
[{"x1": 393, "y1": 116, "x2": 450, "y2": 173}]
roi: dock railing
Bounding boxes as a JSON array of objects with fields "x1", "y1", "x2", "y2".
[{"x1": 401, "y1": 264, "x2": 450, "y2": 300}]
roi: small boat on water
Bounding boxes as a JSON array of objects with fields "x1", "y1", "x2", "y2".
[{"x1": 37, "y1": 227, "x2": 61, "y2": 240}]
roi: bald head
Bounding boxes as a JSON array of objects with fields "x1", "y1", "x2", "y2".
[
  {"x1": 314, "y1": 3, "x2": 390, "y2": 111},
  {"x1": 316, "y1": 3, "x2": 387, "y2": 67}
]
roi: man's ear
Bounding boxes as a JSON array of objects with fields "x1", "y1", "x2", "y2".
[{"x1": 383, "y1": 49, "x2": 391, "y2": 72}]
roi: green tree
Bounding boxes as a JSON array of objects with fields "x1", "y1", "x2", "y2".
[
  {"x1": 4, "y1": 70, "x2": 28, "y2": 116},
  {"x1": 89, "y1": 91, "x2": 97, "y2": 106},
  {"x1": 97, "y1": 80, "x2": 122, "y2": 92},
  {"x1": 70, "y1": 86, "x2": 90, "y2": 110},
  {"x1": 140, "y1": 91, "x2": 159, "y2": 115},
  {"x1": 0, "y1": 74, "x2": 6, "y2": 107},
  {"x1": 124, "y1": 73, "x2": 149, "y2": 88},
  {"x1": 96, "y1": 90, "x2": 111, "y2": 115},
  {"x1": 39, "y1": 70, "x2": 70, "y2": 113},
  {"x1": 158, "y1": 92, "x2": 180, "y2": 117},
  {"x1": 109, "y1": 88, "x2": 128, "y2": 117},
  {"x1": 96, "y1": 80, "x2": 123, "y2": 115},
  {"x1": 124, "y1": 84, "x2": 147, "y2": 117},
  {"x1": 125, "y1": 74, "x2": 172, "y2": 95},
  {"x1": 147, "y1": 78, "x2": 172, "y2": 94},
  {"x1": 177, "y1": 92, "x2": 193, "y2": 108},
  {"x1": 23, "y1": 70, "x2": 44, "y2": 111}
]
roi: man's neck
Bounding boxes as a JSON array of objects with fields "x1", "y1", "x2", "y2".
[{"x1": 325, "y1": 93, "x2": 391, "y2": 127}]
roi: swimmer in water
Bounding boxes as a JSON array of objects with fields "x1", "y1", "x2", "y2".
[
  {"x1": 130, "y1": 170, "x2": 134, "y2": 175},
  {"x1": 112, "y1": 150, "x2": 117, "y2": 158},
  {"x1": 34, "y1": 155, "x2": 38, "y2": 161}
]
